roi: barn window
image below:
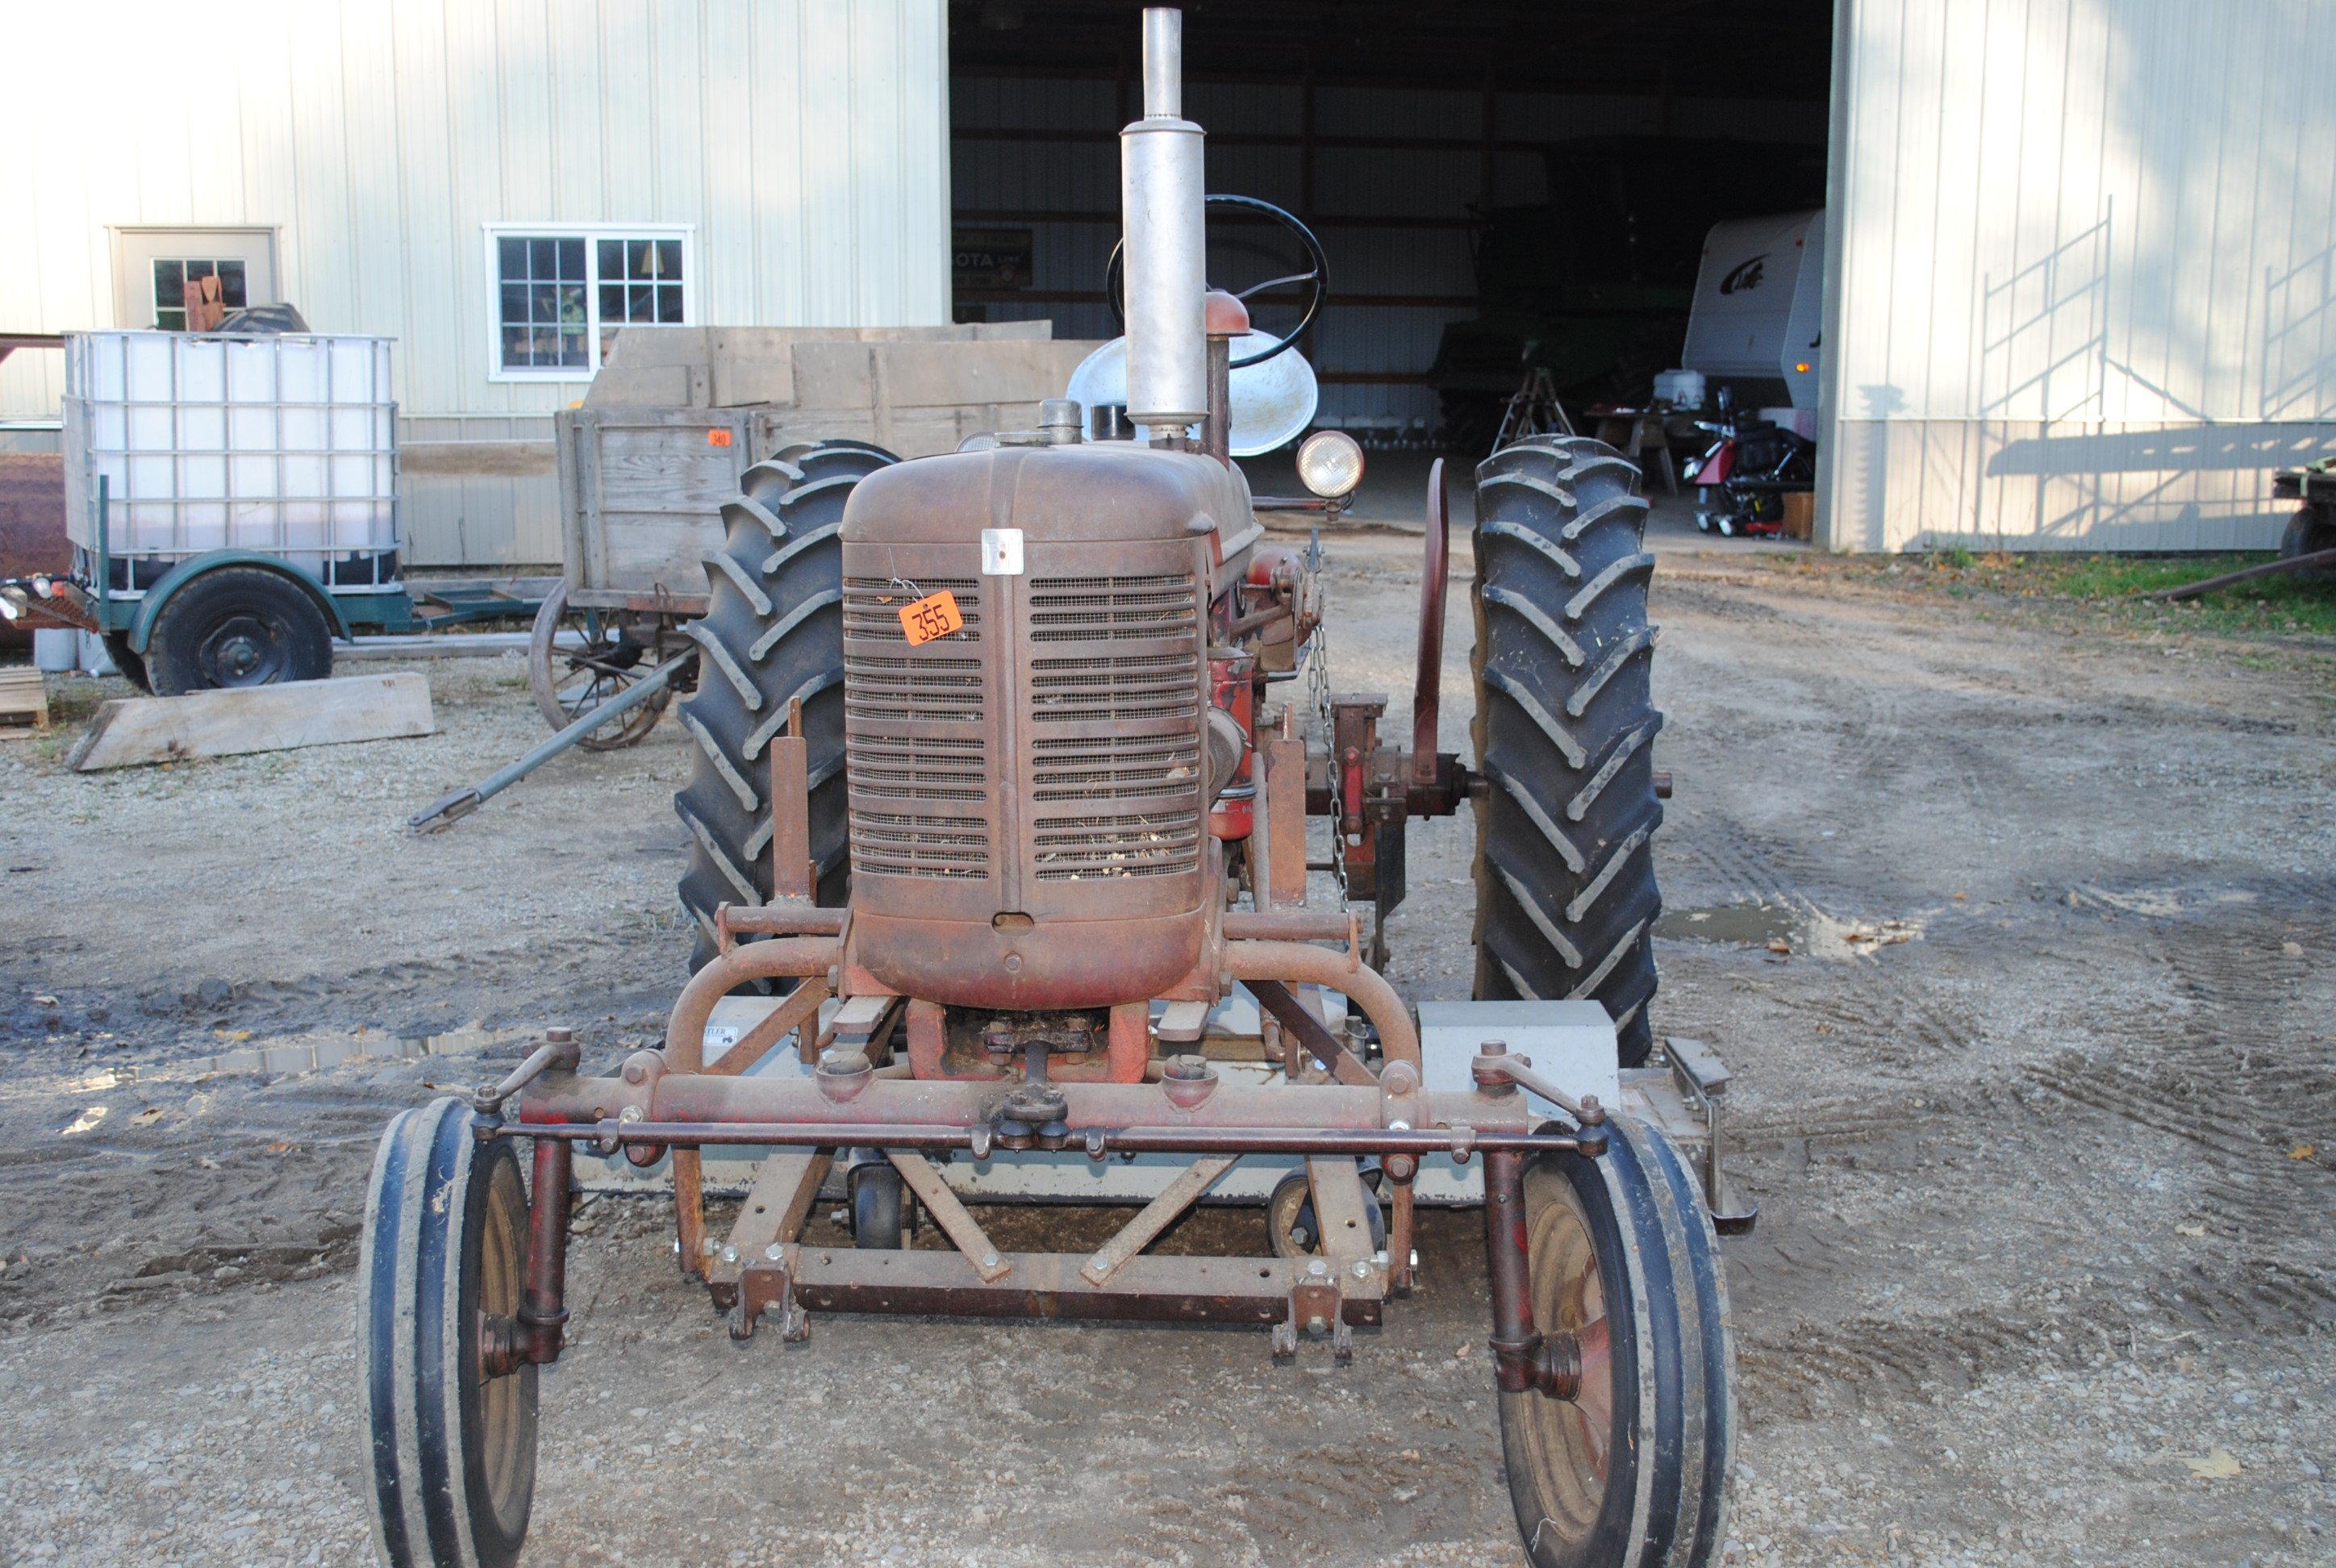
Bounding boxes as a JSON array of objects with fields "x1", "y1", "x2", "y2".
[{"x1": 485, "y1": 224, "x2": 693, "y2": 379}]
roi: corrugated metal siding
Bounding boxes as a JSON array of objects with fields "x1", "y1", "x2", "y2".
[
  {"x1": 0, "y1": 0, "x2": 949, "y2": 565},
  {"x1": 1821, "y1": 0, "x2": 2336, "y2": 551}
]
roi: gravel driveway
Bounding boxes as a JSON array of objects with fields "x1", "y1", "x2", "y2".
[{"x1": 2, "y1": 532, "x2": 2330, "y2": 1566}]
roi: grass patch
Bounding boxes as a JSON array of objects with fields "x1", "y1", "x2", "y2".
[{"x1": 1767, "y1": 550, "x2": 2336, "y2": 642}]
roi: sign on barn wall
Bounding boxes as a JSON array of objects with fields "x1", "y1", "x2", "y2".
[{"x1": 953, "y1": 227, "x2": 1034, "y2": 291}]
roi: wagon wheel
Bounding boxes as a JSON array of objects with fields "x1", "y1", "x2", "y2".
[
  {"x1": 360, "y1": 1097, "x2": 539, "y2": 1568},
  {"x1": 1499, "y1": 1116, "x2": 1734, "y2": 1567},
  {"x1": 528, "y1": 579, "x2": 678, "y2": 750}
]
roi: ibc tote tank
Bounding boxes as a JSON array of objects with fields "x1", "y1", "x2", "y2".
[{"x1": 62, "y1": 331, "x2": 398, "y2": 588}]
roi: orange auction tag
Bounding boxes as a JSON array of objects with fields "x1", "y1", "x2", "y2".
[
  {"x1": 707, "y1": 427, "x2": 732, "y2": 447},
  {"x1": 899, "y1": 589, "x2": 965, "y2": 645}
]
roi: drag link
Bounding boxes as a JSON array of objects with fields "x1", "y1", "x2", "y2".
[
  {"x1": 1470, "y1": 1038, "x2": 1608, "y2": 1139},
  {"x1": 472, "y1": 1028, "x2": 583, "y2": 1117}
]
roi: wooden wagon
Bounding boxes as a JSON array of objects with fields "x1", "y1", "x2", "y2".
[{"x1": 529, "y1": 330, "x2": 1099, "y2": 748}]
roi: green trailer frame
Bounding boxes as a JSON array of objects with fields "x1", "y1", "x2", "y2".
[{"x1": 25, "y1": 477, "x2": 544, "y2": 664}]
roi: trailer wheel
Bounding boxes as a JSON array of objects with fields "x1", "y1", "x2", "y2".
[
  {"x1": 102, "y1": 632, "x2": 150, "y2": 693},
  {"x1": 673, "y1": 440, "x2": 898, "y2": 973},
  {"x1": 528, "y1": 579, "x2": 675, "y2": 750},
  {"x1": 144, "y1": 565, "x2": 333, "y2": 696},
  {"x1": 1470, "y1": 436, "x2": 1665, "y2": 1065},
  {"x1": 1500, "y1": 1116, "x2": 1734, "y2": 1568},
  {"x1": 850, "y1": 1161, "x2": 907, "y2": 1250},
  {"x1": 359, "y1": 1097, "x2": 538, "y2": 1568},
  {"x1": 2280, "y1": 504, "x2": 2336, "y2": 574}
]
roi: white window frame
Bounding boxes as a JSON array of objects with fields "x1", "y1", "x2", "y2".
[{"x1": 482, "y1": 222, "x2": 698, "y2": 383}]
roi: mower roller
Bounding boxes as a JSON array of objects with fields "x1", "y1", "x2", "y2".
[{"x1": 357, "y1": 10, "x2": 1740, "y2": 1564}]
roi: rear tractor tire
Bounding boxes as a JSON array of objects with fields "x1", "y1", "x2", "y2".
[
  {"x1": 1470, "y1": 436, "x2": 1665, "y2": 1065},
  {"x1": 673, "y1": 440, "x2": 898, "y2": 973},
  {"x1": 359, "y1": 1097, "x2": 538, "y2": 1568},
  {"x1": 1499, "y1": 1115, "x2": 1735, "y2": 1568}
]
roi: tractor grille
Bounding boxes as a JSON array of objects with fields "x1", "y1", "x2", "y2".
[
  {"x1": 1029, "y1": 729, "x2": 1202, "y2": 802},
  {"x1": 1028, "y1": 573, "x2": 1199, "y2": 641},
  {"x1": 1025, "y1": 569, "x2": 1204, "y2": 882},
  {"x1": 849, "y1": 809, "x2": 991, "y2": 879},
  {"x1": 1029, "y1": 651, "x2": 1201, "y2": 723},
  {"x1": 841, "y1": 576, "x2": 983, "y2": 643},
  {"x1": 843, "y1": 576, "x2": 989, "y2": 879},
  {"x1": 1032, "y1": 811, "x2": 1204, "y2": 882}
]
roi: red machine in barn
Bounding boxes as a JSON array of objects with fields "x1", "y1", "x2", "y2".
[{"x1": 357, "y1": 11, "x2": 1741, "y2": 1565}]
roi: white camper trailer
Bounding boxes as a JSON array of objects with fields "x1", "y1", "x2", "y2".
[{"x1": 1677, "y1": 209, "x2": 1825, "y2": 419}]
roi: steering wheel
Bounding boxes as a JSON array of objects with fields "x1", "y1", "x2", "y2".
[{"x1": 1106, "y1": 194, "x2": 1329, "y2": 369}]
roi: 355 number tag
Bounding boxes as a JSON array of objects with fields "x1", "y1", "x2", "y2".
[{"x1": 899, "y1": 589, "x2": 965, "y2": 646}]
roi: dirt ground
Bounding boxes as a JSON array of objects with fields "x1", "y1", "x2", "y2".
[{"x1": 2, "y1": 527, "x2": 2332, "y2": 1567}]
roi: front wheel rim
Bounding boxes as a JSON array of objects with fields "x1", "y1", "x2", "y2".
[{"x1": 1512, "y1": 1185, "x2": 1617, "y2": 1542}]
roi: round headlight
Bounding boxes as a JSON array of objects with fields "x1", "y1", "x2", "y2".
[{"x1": 1295, "y1": 430, "x2": 1365, "y2": 499}]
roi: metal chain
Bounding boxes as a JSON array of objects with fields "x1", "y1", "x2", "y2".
[{"x1": 1306, "y1": 605, "x2": 1349, "y2": 910}]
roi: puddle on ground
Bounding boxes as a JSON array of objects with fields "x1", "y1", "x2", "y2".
[
  {"x1": 59, "y1": 1024, "x2": 538, "y2": 1096},
  {"x1": 2066, "y1": 884, "x2": 2260, "y2": 917},
  {"x1": 1658, "y1": 899, "x2": 1924, "y2": 958},
  {"x1": 1658, "y1": 902, "x2": 1802, "y2": 946}
]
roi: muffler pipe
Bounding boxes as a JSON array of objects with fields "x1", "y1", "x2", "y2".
[{"x1": 1120, "y1": 7, "x2": 1207, "y2": 432}]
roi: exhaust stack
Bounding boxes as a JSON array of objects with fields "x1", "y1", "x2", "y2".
[{"x1": 1120, "y1": 7, "x2": 1207, "y2": 432}]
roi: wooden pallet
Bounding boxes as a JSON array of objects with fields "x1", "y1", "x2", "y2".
[{"x1": 0, "y1": 666, "x2": 49, "y2": 736}]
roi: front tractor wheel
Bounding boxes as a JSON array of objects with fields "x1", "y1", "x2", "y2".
[
  {"x1": 359, "y1": 1098, "x2": 538, "y2": 1568},
  {"x1": 673, "y1": 440, "x2": 898, "y2": 972},
  {"x1": 1470, "y1": 435, "x2": 1665, "y2": 1063},
  {"x1": 1499, "y1": 1116, "x2": 1735, "y2": 1568}
]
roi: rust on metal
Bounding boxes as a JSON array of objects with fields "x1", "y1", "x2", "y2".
[
  {"x1": 1411, "y1": 456, "x2": 1449, "y2": 790},
  {"x1": 1303, "y1": 1156, "x2": 1377, "y2": 1264},
  {"x1": 718, "y1": 905, "x2": 849, "y2": 938},
  {"x1": 706, "y1": 980, "x2": 828, "y2": 1078},
  {"x1": 1245, "y1": 978, "x2": 1375, "y2": 1087},
  {"x1": 883, "y1": 1149, "x2": 1012, "y2": 1282},
  {"x1": 767, "y1": 697, "x2": 814, "y2": 902},
  {"x1": 1258, "y1": 731, "x2": 1310, "y2": 911},
  {"x1": 784, "y1": 1246, "x2": 1384, "y2": 1327},
  {"x1": 707, "y1": 1149, "x2": 832, "y2": 1304},
  {"x1": 1079, "y1": 1153, "x2": 1240, "y2": 1286},
  {"x1": 1222, "y1": 940, "x2": 1420, "y2": 1070}
]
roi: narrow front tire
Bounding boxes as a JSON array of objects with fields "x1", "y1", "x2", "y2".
[
  {"x1": 1498, "y1": 1116, "x2": 1735, "y2": 1568},
  {"x1": 360, "y1": 1098, "x2": 539, "y2": 1568}
]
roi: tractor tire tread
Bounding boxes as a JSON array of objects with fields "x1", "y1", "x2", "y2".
[
  {"x1": 674, "y1": 440, "x2": 895, "y2": 976},
  {"x1": 1470, "y1": 436, "x2": 1664, "y2": 1064}
]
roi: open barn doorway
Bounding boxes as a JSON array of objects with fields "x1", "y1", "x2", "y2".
[{"x1": 948, "y1": 1, "x2": 1833, "y2": 538}]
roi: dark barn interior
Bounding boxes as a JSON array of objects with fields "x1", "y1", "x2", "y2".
[{"x1": 948, "y1": 0, "x2": 1833, "y2": 449}]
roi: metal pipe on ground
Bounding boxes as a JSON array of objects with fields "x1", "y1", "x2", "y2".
[{"x1": 407, "y1": 648, "x2": 690, "y2": 832}]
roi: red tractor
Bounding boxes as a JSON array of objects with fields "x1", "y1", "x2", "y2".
[{"x1": 357, "y1": 11, "x2": 1740, "y2": 1565}]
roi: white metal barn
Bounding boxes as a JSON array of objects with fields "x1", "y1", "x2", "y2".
[
  {"x1": 1820, "y1": 0, "x2": 2336, "y2": 552},
  {"x1": 1, "y1": 0, "x2": 950, "y2": 568}
]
